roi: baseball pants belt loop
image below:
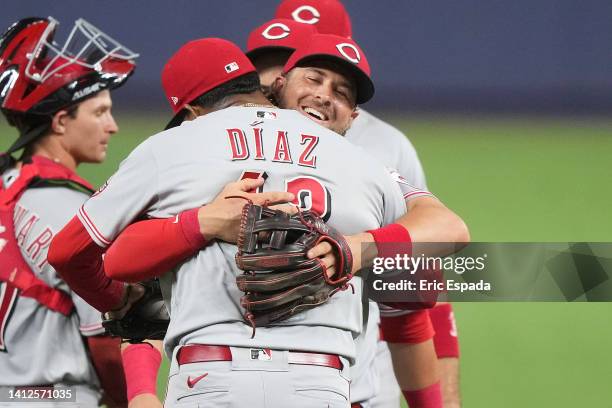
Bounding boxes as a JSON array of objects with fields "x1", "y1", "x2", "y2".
[{"x1": 177, "y1": 344, "x2": 343, "y2": 370}]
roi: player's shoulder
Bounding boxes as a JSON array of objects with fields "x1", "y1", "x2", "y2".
[{"x1": 350, "y1": 110, "x2": 412, "y2": 142}]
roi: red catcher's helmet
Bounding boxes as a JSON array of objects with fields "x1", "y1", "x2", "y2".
[{"x1": 0, "y1": 17, "x2": 138, "y2": 116}]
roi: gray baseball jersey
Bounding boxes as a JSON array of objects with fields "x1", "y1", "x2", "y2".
[
  {"x1": 347, "y1": 110, "x2": 431, "y2": 405},
  {"x1": 347, "y1": 109, "x2": 428, "y2": 191},
  {"x1": 0, "y1": 169, "x2": 103, "y2": 391},
  {"x1": 78, "y1": 106, "x2": 406, "y2": 362}
]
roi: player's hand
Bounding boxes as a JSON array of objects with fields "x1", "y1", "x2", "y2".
[
  {"x1": 105, "y1": 283, "x2": 146, "y2": 320},
  {"x1": 198, "y1": 177, "x2": 295, "y2": 243},
  {"x1": 306, "y1": 240, "x2": 337, "y2": 279},
  {"x1": 128, "y1": 393, "x2": 163, "y2": 408},
  {"x1": 307, "y1": 232, "x2": 377, "y2": 275}
]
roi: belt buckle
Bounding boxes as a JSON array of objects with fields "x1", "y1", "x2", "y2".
[{"x1": 250, "y1": 348, "x2": 272, "y2": 361}]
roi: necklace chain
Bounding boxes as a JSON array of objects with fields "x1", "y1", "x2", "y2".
[{"x1": 241, "y1": 103, "x2": 275, "y2": 108}]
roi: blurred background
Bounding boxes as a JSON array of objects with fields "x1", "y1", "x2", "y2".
[{"x1": 1, "y1": 1, "x2": 611, "y2": 407}]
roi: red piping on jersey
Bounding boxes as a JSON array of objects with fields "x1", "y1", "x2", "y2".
[
  {"x1": 78, "y1": 205, "x2": 112, "y2": 247},
  {"x1": 403, "y1": 190, "x2": 432, "y2": 198}
]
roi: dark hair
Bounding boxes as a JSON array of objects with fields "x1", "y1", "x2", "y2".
[{"x1": 190, "y1": 72, "x2": 261, "y2": 110}]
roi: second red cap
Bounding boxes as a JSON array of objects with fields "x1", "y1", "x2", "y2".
[
  {"x1": 246, "y1": 18, "x2": 317, "y2": 60},
  {"x1": 275, "y1": 0, "x2": 352, "y2": 38}
]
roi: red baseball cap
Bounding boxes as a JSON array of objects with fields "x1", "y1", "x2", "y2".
[
  {"x1": 162, "y1": 38, "x2": 256, "y2": 129},
  {"x1": 246, "y1": 18, "x2": 317, "y2": 61},
  {"x1": 275, "y1": 0, "x2": 352, "y2": 38},
  {"x1": 284, "y1": 34, "x2": 374, "y2": 104}
]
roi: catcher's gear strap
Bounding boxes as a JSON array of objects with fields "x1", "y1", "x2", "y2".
[
  {"x1": 104, "y1": 208, "x2": 206, "y2": 283},
  {"x1": 367, "y1": 223, "x2": 412, "y2": 259},
  {"x1": 122, "y1": 343, "x2": 161, "y2": 401},
  {"x1": 403, "y1": 382, "x2": 443, "y2": 408},
  {"x1": 379, "y1": 310, "x2": 434, "y2": 344},
  {"x1": 429, "y1": 303, "x2": 460, "y2": 358},
  {"x1": 0, "y1": 156, "x2": 93, "y2": 315}
]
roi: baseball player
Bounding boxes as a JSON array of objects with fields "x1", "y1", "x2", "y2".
[
  {"x1": 245, "y1": 12, "x2": 443, "y2": 408},
  {"x1": 49, "y1": 36, "x2": 410, "y2": 407},
  {"x1": 274, "y1": 2, "x2": 466, "y2": 406},
  {"x1": 94, "y1": 16, "x2": 463, "y2": 408},
  {"x1": 0, "y1": 17, "x2": 160, "y2": 408}
]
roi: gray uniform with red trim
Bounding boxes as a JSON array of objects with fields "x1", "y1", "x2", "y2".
[
  {"x1": 78, "y1": 106, "x2": 406, "y2": 407},
  {"x1": 0, "y1": 168, "x2": 103, "y2": 406},
  {"x1": 347, "y1": 110, "x2": 432, "y2": 407}
]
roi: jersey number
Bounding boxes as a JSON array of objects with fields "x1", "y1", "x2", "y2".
[
  {"x1": 0, "y1": 283, "x2": 19, "y2": 352},
  {"x1": 240, "y1": 171, "x2": 331, "y2": 221}
]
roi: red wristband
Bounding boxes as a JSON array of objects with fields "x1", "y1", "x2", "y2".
[
  {"x1": 121, "y1": 343, "x2": 162, "y2": 401},
  {"x1": 367, "y1": 223, "x2": 412, "y2": 259},
  {"x1": 179, "y1": 208, "x2": 208, "y2": 249},
  {"x1": 429, "y1": 303, "x2": 460, "y2": 358},
  {"x1": 403, "y1": 382, "x2": 442, "y2": 408}
]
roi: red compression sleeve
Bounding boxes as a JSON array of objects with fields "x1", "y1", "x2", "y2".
[
  {"x1": 122, "y1": 343, "x2": 162, "y2": 401},
  {"x1": 48, "y1": 216, "x2": 124, "y2": 312},
  {"x1": 380, "y1": 310, "x2": 435, "y2": 344},
  {"x1": 104, "y1": 208, "x2": 207, "y2": 282},
  {"x1": 429, "y1": 303, "x2": 460, "y2": 358},
  {"x1": 403, "y1": 382, "x2": 442, "y2": 408},
  {"x1": 367, "y1": 223, "x2": 412, "y2": 258}
]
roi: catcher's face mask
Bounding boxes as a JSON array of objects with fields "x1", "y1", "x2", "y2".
[{"x1": 0, "y1": 16, "x2": 138, "y2": 116}]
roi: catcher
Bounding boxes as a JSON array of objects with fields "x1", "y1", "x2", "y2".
[{"x1": 0, "y1": 16, "x2": 160, "y2": 408}]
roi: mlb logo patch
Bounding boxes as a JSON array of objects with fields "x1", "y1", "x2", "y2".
[
  {"x1": 225, "y1": 62, "x2": 240, "y2": 73},
  {"x1": 256, "y1": 111, "x2": 277, "y2": 120},
  {"x1": 250, "y1": 348, "x2": 272, "y2": 361}
]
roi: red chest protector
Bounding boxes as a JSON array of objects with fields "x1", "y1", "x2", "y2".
[{"x1": 0, "y1": 156, "x2": 94, "y2": 316}]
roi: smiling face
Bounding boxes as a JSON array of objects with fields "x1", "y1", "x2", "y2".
[
  {"x1": 272, "y1": 61, "x2": 359, "y2": 135},
  {"x1": 60, "y1": 90, "x2": 118, "y2": 164}
]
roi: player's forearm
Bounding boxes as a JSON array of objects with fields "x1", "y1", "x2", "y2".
[
  {"x1": 48, "y1": 216, "x2": 125, "y2": 312},
  {"x1": 104, "y1": 209, "x2": 206, "y2": 282},
  {"x1": 381, "y1": 311, "x2": 443, "y2": 407},
  {"x1": 388, "y1": 340, "x2": 439, "y2": 390},
  {"x1": 438, "y1": 357, "x2": 461, "y2": 408},
  {"x1": 400, "y1": 197, "x2": 470, "y2": 256}
]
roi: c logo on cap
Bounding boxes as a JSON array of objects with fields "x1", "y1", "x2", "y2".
[
  {"x1": 262, "y1": 22, "x2": 291, "y2": 40},
  {"x1": 336, "y1": 43, "x2": 361, "y2": 64},
  {"x1": 291, "y1": 5, "x2": 320, "y2": 24}
]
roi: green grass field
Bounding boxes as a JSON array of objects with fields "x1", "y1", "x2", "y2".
[{"x1": 2, "y1": 113, "x2": 611, "y2": 407}]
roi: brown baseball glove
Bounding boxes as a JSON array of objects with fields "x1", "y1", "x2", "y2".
[{"x1": 234, "y1": 202, "x2": 353, "y2": 337}]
